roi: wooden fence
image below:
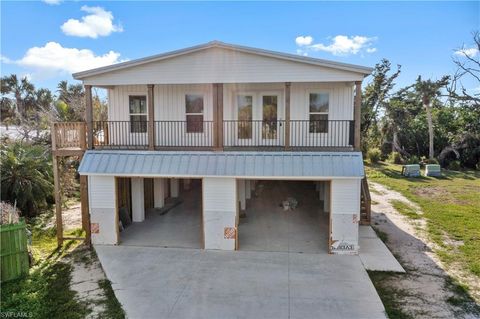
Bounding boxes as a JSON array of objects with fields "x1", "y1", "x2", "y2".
[{"x1": 0, "y1": 220, "x2": 29, "y2": 282}]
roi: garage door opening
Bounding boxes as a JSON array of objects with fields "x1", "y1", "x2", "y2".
[
  {"x1": 117, "y1": 178, "x2": 203, "y2": 249},
  {"x1": 238, "y1": 180, "x2": 329, "y2": 254}
]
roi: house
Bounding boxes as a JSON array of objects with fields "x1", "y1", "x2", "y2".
[{"x1": 51, "y1": 41, "x2": 372, "y2": 254}]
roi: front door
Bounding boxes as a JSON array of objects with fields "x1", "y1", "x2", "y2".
[{"x1": 235, "y1": 91, "x2": 284, "y2": 147}]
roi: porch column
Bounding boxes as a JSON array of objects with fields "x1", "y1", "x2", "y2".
[
  {"x1": 238, "y1": 180, "x2": 246, "y2": 211},
  {"x1": 213, "y1": 83, "x2": 224, "y2": 150},
  {"x1": 354, "y1": 81, "x2": 362, "y2": 150},
  {"x1": 203, "y1": 177, "x2": 237, "y2": 250},
  {"x1": 329, "y1": 179, "x2": 361, "y2": 254},
  {"x1": 285, "y1": 82, "x2": 291, "y2": 150},
  {"x1": 183, "y1": 179, "x2": 191, "y2": 191},
  {"x1": 131, "y1": 177, "x2": 145, "y2": 222},
  {"x1": 85, "y1": 85, "x2": 93, "y2": 150},
  {"x1": 147, "y1": 84, "x2": 155, "y2": 150},
  {"x1": 154, "y1": 178, "x2": 165, "y2": 208},
  {"x1": 170, "y1": 178, "x2": 179, "y2": 198}
]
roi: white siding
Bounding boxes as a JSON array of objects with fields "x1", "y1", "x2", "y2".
[
  {"x1": 203, "y1": 177, "x2": 237, "y2": 250},
  {"x1": 83, "y1": 47, "x2": 365, "y2": 86},
  {"x1": 108, "y1": 84, "x2": 214, "y2": 147},
  {"x1": 88, "y1": 176, "x2": 117, "y2": 245},
  {"x1": 330, "y1": 179, "x2": 360, "y2": 255}
]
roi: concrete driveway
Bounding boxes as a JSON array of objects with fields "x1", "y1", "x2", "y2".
[{"x1": 95, "y1": 246, "x2": 386, "y2": 319}]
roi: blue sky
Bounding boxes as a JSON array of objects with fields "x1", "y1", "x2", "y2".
[{"x1": 1, "y1": 1, "x2": 478, "y2": 94}]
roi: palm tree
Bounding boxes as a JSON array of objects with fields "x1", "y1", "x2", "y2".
[
  {"x1": 414, "y1": 76, "x2": 450, "y2": 160},
  {"x1": 0, "y1": 142, "x2": 54, "y2": 217},
  {"x1": 0, "y1": 74, "x2": 35, "y2": 118}
]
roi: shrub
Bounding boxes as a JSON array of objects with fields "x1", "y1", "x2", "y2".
[
  {"x1": 0, "y1": 142, "x2": 54, "y2": 217},
  {"x1": 367, "y1": 148, "x2": 382, "y2": 164},
  {"x1": 448, "y1": 160, "x2": 462, "y2": 171},
  {"x1": 387, "y1": 152, "x2": 403, "y2": 164},
  {"x1": 406, "y1": 155, "x2": 420, "y2": 164}
]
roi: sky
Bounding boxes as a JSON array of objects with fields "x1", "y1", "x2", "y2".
[{"x1": 1, "y1": 1, "x2": 478, "y2": 95}]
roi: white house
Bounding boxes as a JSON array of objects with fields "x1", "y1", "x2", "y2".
[{"x1": 54, "y1": 41, "x2": 372, "y2": 254}]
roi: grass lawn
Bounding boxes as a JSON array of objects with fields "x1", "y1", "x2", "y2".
[
  {"x1": 1, "y1": 215, "x2": 125, "y2": 319},
  {"x1": 366, "y1": 162, "x2": 480, "y2": 277}
]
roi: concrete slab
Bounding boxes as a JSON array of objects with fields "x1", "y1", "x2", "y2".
[
  {"x1": 119, "y1": 181, "x2": 202, "y2": 248},
  {"x1": 359, "y1": 226, "x2": 405, "y2": 273},
  {"x1": 96, "y1": 245, "x2": 387, "y2": 319},
  {"x1": 239, "y1": 181, "x2": 328, "y2": 254}
]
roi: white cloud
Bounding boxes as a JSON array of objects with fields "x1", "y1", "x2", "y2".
[
  {"x1": 295, "y1": 35, "x2": 377, "y2": 56},
  {"x1": 0, "y1": 55, "x2": 13, "y2": 64},
  {"x1": 61, "y1": 6, "x2": 123, "y2": 38},
  {"x1": 43, "y1": 0, "x2": 62, "y2": 5},
  {"x1": 454, "y1": 47, "x2": 479, "y2": 58},
  {"x1": 3, "y1": 42, "x2": 126, "y2": 79},
  {"x1": 295, "y1": 36, "x2": 314, "y2": 46}
]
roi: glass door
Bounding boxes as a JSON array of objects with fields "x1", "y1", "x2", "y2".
[{"x1": 261, "y1": 94, "x2": 283, "y2": 146}]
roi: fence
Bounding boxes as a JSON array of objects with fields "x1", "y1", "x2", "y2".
[{"x1": 0, "y1": 219, "x2": 29, "y2": 282}]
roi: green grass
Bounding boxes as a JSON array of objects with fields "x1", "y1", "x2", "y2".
[
  {"x1": 97, "y1": 279, "x2": 126, "y2": 319},
  {"x1": 368, "y1": 271, "x2": 414, "y2": 319},
  {"x1": 366, "y1": 162, "x2": 480, "y2": 277},
  {"x1": 390, "y1": 200, "x2": 421, "y2": 220}
]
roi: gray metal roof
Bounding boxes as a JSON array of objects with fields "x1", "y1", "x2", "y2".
[
  {"x1": 73, "y1": 41, "x2": 372, "y2": 80},
  {"x1": 78, "y1": 150, "x2": 364, "y2": 179}
]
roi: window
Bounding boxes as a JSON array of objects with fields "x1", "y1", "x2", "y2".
[
  {"x1": 186, "y1": 94, "x2": 204, "y2": 133},
  {"x1": 262, "y1": 95, "x2": 278, "y2": 139},
  {"x1": 129, "y1": 96, "x2": 147, "y2": 133},
  {"x1": 309, "y1": 93, "x2": 329, "y2": 133},
  {"x1": 237, "y1": 95, "x2": 253, "y2": 139}
]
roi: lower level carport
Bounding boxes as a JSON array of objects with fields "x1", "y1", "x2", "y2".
[{"x1": 238, "y1": 180, "x2": 329, "y2": 253}]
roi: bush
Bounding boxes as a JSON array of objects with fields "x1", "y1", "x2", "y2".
[
  {"x1": 448, "y1": 160, "x2": 462, "y2": 171},
  {"x1": 406, "y1": 155, "x2": 420, "y2": 164},
  {"x1": 387, "y1": 152, "x2": 403, "y2": 164},
  {"x1": 367, "y1": 148, "x2": 382, "y2": 164},
  {"x1": 0, "y1": 142, "x2": 54, "y2": 217}
]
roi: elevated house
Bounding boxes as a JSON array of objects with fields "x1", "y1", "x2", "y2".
[{"x1": 52, "y1": 41, "x2": 372, "y2": 254}]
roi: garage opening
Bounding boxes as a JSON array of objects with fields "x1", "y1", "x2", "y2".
[
  {"x1": 238, "y1": 180, "x2": 330, "y2": 254},
  {"x1": 117, "y1": 177, "x2": 203, "y2": 249}
]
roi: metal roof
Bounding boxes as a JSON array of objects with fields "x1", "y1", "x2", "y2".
[
  {"x1": 73, "y1": 41, "x2": 372, "y2": 80},
  {"x1": 78, "y1": 150, "x2": 365, "y2": 179}
]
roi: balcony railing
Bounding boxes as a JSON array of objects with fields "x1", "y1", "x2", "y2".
[{"x1": 53, "y1": 120, "x2": 355, "y2": 151}]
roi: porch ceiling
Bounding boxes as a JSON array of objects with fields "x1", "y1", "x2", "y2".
[{"x1": 78, "y1": 150, "x2": 364, "y2": 179}]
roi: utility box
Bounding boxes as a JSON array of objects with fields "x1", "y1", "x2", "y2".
[
  {"x1": 402, "y1": 164, "x2": 420, "y2": 177},
  {"x1": 425, "y1": 164, "x2": 441, "y2": 177}
]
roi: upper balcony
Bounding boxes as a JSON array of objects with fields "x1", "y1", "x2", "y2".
[{"x1": 51, "y1": 119, "x2": 356, "y2": 152}]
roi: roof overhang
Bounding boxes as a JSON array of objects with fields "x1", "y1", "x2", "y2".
[
  {"x1": 73, "y1": 41, "x2": 372, "y2": 82},
  {"x1": 78, "y1": 150, "x2": 365, "y2": 180}
]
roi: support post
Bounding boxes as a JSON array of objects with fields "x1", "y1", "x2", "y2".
[
  {"x1": 323, "y1": 181, "x2": 330, "y2": 213},
  {"x1": 245, "y1": 180, "x2": 251, "y2": 200},
  {"x1": 183, "y1": 179, "x2": 191, "y2": 191},
  {"x1": 147, "y1": 84, "x2": 155, "y2": 150},
  {"x1": 131, "y1": 177, "x2": 145, "y2": 222},
  {"x1": 80, "y1": 174, "x2": 91, "y2": 246},
  {"x1": 354, "y1": 81, "x2": 362, "y2": 151},
  {"x1": 285, "y1": 82, "x2": 291, "y2": 150},
  {"x1": 170, "y1": 178, "x2": 179, "y2": 198},
  {"x1": 154, "y1": 178, "x2": 165, "y2": 208},
  {"x1": 238, "y1": 180, "x2": 246, "y2": 211},
  {"x1": 213, "y1": 83, "x2": 224, "y2": 150},
  {"x1": 53, "y1": 156, "x2": 63, "y2": 246},
  {"x1": 85, "y1": 85, "x2": 93, "y2": 150}
]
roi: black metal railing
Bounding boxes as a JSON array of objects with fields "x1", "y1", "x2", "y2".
[
  {"x1": 91, "y1": 119, "x2": 355, "y2": 150},
  {"x1": 290, "y1": 120, "x2": 355, "y2": 148},
  {"x1": 93, "y1": 121, "x2": 149, "y2": 149},
  {"x1": 154, "y1": 120, "x2": 214, "y2": 148}
]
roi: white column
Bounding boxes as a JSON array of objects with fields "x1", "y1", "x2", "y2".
[
  {"x1": 131, "y1": 177, "x2": 145, "y2": 222},
  {"x1": 170, "y1": 178, "x2": 179, "y2": 198},
  {"x1": 183, "y1": 178, "x2": 191, "y2": 191},
  {"x1": 330, "y1": 179, "x2": 361, "y2": 255},
  {"x1": 238, "y1": 180, "x2": 246, "y2": 210},
  {"x1": 203, "y1": 177, "x2": 237, "y2": 250},
  {"x1": 319, "y1": 182, "x2": 324, "y2": 200},
  {"x1": 251, "y1": 180, "x2": 256, "y2": 191},
  {"x1": 154, "y1": 178, "x2": 165, "y2": 208},
  {"x1": 323, "y1": 182, "x2": 330, "y2": 213},
  {"x1": 245, "y1": 180, "x2": 251, "y2": 200}
]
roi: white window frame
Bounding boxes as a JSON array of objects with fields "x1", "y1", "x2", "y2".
[
  {"x1": 185, "y1": 93, "x2": 205, "y2": 134},
  {"x1": 128, "y1": 95, "x2": 148, "y2": 134},
  {"x1": 307, "y1": 90, "x2": 330, "y2": 134}
]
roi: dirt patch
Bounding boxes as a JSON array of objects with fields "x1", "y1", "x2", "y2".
[
  {"x1": 413, "y1": 186, "x2": 450, "y2": 199},
  {"x1": 370, "y1": 182, "x2": 480, "y2": 318},
  {"x1": 46, "y1": 202, "x2": 82, "y2": 231}
]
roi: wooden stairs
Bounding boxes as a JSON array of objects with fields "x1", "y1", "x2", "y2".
[{"x1": 360, "y1": 177, "x2": 372, "y2": 225}]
